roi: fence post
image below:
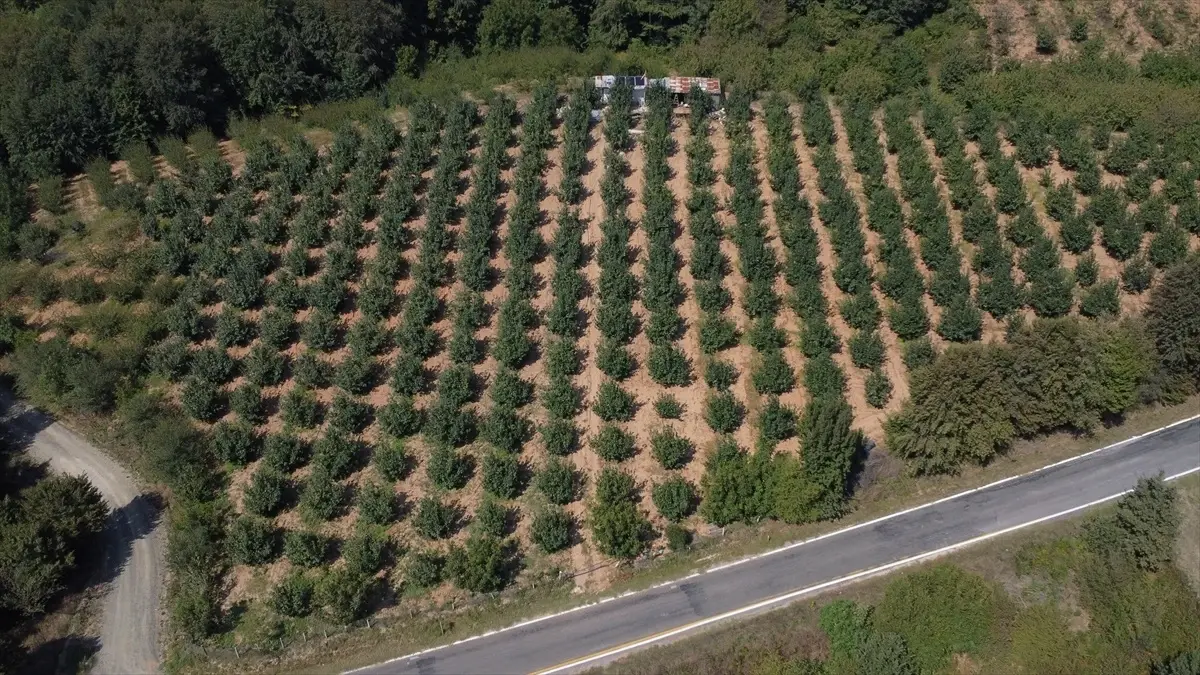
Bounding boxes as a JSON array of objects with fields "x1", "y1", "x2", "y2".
[
  {"x1": 366, "y1": 618, "x2": 371, "y2": 629},
  {"x1": 233, "y1": 646, "x2": 239, "y2": 659}
]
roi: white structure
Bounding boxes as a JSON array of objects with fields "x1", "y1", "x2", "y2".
[{"x1": 592, "y1": 75, "x2": 723, "y2": 109}]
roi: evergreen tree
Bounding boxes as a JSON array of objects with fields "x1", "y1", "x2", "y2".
[
  {"x1": 886, "y1": 343, "x2": 1014, "y2": 473},
  {"x1": 936, "y1": 296, "x2": 983, "y2": 343},
  {"x1": 793, "y1": 395, "x2": 861, "y2": 521}
]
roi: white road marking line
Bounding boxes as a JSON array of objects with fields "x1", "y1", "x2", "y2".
[
  {"x1": 533, "y1": 465, "x2": 1200, "y2": 674},
  {"x1": 342, "y1": 414, "x2": 1200, "y2": 674}
]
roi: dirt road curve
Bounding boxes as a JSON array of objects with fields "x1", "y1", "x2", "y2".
[{"x1": 1, "y1": 393, "x2": 163, "y2": 675}]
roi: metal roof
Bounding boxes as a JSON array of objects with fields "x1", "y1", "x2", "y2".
[{"x1": 593, "y1": 75, "x2": 721, "y2": 94}]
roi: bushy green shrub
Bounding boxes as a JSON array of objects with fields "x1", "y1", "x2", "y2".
[
  {"x1": 704, "y1": 359, "x2": 738, "y2": 391},
  {"x1": 263, "y1": 432, "x2": 309, "y2": 473},
  {"x1": 299, "y1": 467, "x2": 343, "y2": 522},
  {"x1": 482, "y1": 406, "x2": 531, "y2": 453},
  {"x1": 752, "y1": 349, "x2": 796, "y2": 395},
  {"x1": 875, "y1": 565, "x2": 1002, "y2": 674},
  {"x1": 243, "y1": 468, "x2": 287, "y2": 517},
  {"x1": 541, "y1": 419, "x2": 579, "y2": 456},
  {"x1": 865, "y1": 369, "x2": 893, "y2": 408},
  {"x1": 413, "y1": 497, "x2": 461, "y2": 540},
  {"x1": 541, "y1": 374, "x2": 582, "y2": 419},
  {"x1": 426, "y1": 446, "x2": 472, "y2": 490},
  {"x1": 592, "y1": 423, "x2": 637, "y2": 462},
  {"x1": 446, "y1": 534, "x2": 511, "y2": 594},
  {"x1": 343, "y1": 529, "x2": 389, "y2": 576},
  {"x1": 211, "y1": 420, "x2": 258, "y2": 466},
  {"x1": 531, "y1": 507, "x2": 573, "y2": 553},
  {"x1": 652, "y1": 476, "x2": 696, "y2": 522},
  {"x1": 535, "y1": 457, "x2": 579, "y2": 505},
  {"x1": 473, "y1": 497, "x2": 508, "y2": 538},
  {"x1": 758, "y1": 396, "x2": 797, "y2": 442},
  {"x1": 705, "y1": 391, "x2": 745, "y2": 433},
  {"x1": 804, "y1": 353, "x2": 846, "y2": 398},
  {"x1": 650, "y1": 428, "x2": 693, "y2": 470},
  {"x1": 281, "y1": 386, "x2": 321, "y2": 428},
  {"x1": 284, "y1": 531, "x2": 328, "y2": 568},
  {"x1": 902, "y1": 337, "x2": 937, "y2": 370},
  {"x1": 271, "y1": 571, "x2": 314, "y2": 617},
  {"x1": 490, "y1": 368, "x2": 534, "y2": 408},
  {"x1": 647, "y1": 344, "x2": 692, "y2": 386},
  {"x1": 373, "y1": 438, "x2": 411, "y2": 482},
  {"x1": 356, "y1": 481, "x2": 398, "y2": 525},
  {"x1": 596, "y1": 340, "x2": 636, "y2": 379},
  {"x1": 654, "y1": 394, "x2": 684, "y2": 419},
  {"x1": 313, "y1": 429, "x2": 359, "y2": 479},
  {"x1": 378, "y1": 395, "x2": 423, "y2": 437},
  {"x1": 228, "y1": 516, "x2": 278, "y2": 566},
  {"x1": 593, "y1": 381, "x2": 635, "y2": 422},
  {"x1": 480, "y1": 450, "x2": 521, "y2": 499}
]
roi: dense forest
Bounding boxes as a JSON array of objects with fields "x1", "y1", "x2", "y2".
[{"x1": 0, "y1": 0, "x2": 954, "y2": 178}]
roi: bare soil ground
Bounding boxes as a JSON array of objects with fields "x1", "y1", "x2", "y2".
[
  {"x1": 711, "y1": 123, "x2": 761, "y2": 451},
  {"x1": 749, "y1": 113, "x2": 808, "y2": 456},
  {"x1": 875, "y1": 113, "x2": 946, "y2": 350},
  {"x1": 667, "y1": 122, "x2": 721, "y2": 482},
  {"x1": 572, "y1": 119, "x2": 616, "y2": 591},
  {"x1": 827, "y1": 105, "x2": 909, "y2": 420},
  {"x1": 975, "y1": 0, "x2": 1188, "y2": 62}
]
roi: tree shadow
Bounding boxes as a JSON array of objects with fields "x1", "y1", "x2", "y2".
[
  {"x1": 91, "y1": 492, "x2": 165, "y2": 587},
  {"x1": 13, "y1": 635, "x2": 100, "y2": 675}
]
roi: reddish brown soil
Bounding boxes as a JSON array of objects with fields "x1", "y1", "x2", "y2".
[
  {"x1": 790, "y1": 103, "x2": 877, "y2": 441},
  {"x1": 827, "y1": 105, "x2": 909, "y2": 422},
  {"x1": 875, "y1": 112, "x2": 945, "y2": 350},
  {"x1": 571, "y1": 119, "x2": 615, "y2": 591},
  {"x1": 667, "y1": 122, "x2": 718, "y2": 481},
  {"x1": 711, "y1": 122, "x2": 762, "y2": 451}
]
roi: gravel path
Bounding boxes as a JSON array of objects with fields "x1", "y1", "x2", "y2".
[{"x1": 1, "y1": 392, "x2": 163, "y2": 675}]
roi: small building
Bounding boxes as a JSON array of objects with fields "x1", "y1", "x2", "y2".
[{"x1": 592, "y1": 75, "x2": 723, "y2": 109}]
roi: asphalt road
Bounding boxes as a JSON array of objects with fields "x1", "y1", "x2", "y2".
[
  {"x1": 352, "y1": 415, "x2": 1200, "y2": 675},
  {"x1": 1, "y1": 393, "x2": 164, "y2": 675}
]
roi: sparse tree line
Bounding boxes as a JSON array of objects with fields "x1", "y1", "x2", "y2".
[
  {"x1": 885, "y1": 99, "x2": 985, "y2": 343},
  {"x1": 724, "y1": 90, "x2": 794, "y2": 437},
  {"x1": 585, "y1": 81, "x2": 654, "y2": 559},
  {"x1": 802, "y1": 90, "x2": 895, "y2": 405},
  {"x1": 841, "y1": 98, "x2": 931, "y2": 398},
  {"x1": 529, "y1": 83, "x2": 594, "y2": 555}
]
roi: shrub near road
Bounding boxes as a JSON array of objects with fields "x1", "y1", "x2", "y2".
[{"x1": 597, "y1": 476, "x2": 1200, "y2": 675}]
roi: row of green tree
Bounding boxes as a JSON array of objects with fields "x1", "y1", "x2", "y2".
[{"x1": 888, "y1": 255, "x2": 1200, "y2": 474}]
